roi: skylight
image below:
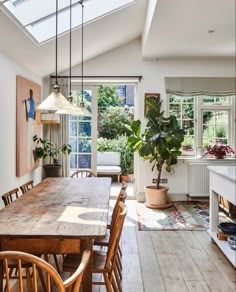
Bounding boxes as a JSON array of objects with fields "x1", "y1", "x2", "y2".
[{"x1": 0, "y1": 0, "x2": 135, "y2": 44}]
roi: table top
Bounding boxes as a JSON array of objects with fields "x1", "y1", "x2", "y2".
[
  {"x1": 0, "y1": 177, "x2": 111, "y2": 239},
  {"x1": 207, "y1": 165, "x2": 236, "y2": 181}
]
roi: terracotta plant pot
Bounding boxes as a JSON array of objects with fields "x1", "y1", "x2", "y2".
[
  {"x1": 121, "y1": 174, "x2": 133, "y2": 183},
  {"x1": 144, "y1": 185, "x2": 171, "y2": 209},
  {"x1": 120, "y1": 175, "x2": 129, "y2": 183}
]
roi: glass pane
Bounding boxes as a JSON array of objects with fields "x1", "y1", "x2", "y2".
[
  {"x1": 203, "y1": 125, "x2": 215, "y2": 138},
  {"x1": 203, "y1": 111, "x2": 215, "y2": 126},
  {"x1": 215, "y1": 97, "x2": 229, "y2": 103},
  {"x1": 215, "y1": 126, "x2": 228, "y2": 138},
  {"x1": 79, "y1": 138, "x2": 91, "y2": 153},
  {"x1": 79, "y1": 122, "x2": 91, "y2": 137},
  {"x1": 70, "y1": 122, "x2": 78, "y2": 136},
  {"x1": 169, "y1": 104, "x2": 181, "y2": 119},
  {"x1": 203, "y1": 96, "x2": 230, "y2": 104},
  {"x1": 4, "y1": 0, "x2": 135, "y2": 43},
  {"x1": 70, "y1": 138, "x2": 77, "y2": 152},
  {"x1": 70, "y1": 154, "x2": 77, "y2": 169},
  {"x1": 202, "y1": 110, "x2": 229, "y2": 147},
  {"x1": 169, "y1": 95, "x2": 182, "y2": 103},
  {"x1": 182, "y1": 136, "x2": 194, "y2": 151},
  {"x1": 182, "y1": 97, "x2": 194, "y2": 103},
  {"x1": 202, "y1": 96, "x2": 214, "y2": 104},
  {"x1": 182, "y1": 104, "x2": 193, "y2": 119},
  {"x1": 78, "y1": 155, "x2": 91, "y2": 168},
  {"x1": 215, "y1": 111, "x2": 228, "y2": 125}
]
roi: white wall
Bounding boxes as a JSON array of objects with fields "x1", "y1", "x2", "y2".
[
  {"x1": 60, "y1": 39, "x2": 236, "y2": 200},
  {"x1": 0, "y1": 50, "x2": 43, "y2": 198}
]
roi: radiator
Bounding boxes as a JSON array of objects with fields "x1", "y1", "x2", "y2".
[{"x1": 188, "y1": 163, "x2": 209, "y2": 197}]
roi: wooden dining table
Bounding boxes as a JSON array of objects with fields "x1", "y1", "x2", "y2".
[{"x1": 0, "y1": 177, "x2": 112, "y2": 292}]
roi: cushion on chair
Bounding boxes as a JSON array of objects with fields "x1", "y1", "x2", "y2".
[{"x1": 97, "y1": 165, "x2": 121, "y2": 174}]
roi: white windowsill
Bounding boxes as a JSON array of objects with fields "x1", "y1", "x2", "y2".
[{"x1": 178, "y1": 156, "x2": 236, "y2": 161}]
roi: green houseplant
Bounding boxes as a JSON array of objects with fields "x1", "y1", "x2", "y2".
[
  {"x1": 33, "y1": 134, "x2": 72, "y2": 177},
  {"x1": 127, "y1": 97, "x2": 185, "y2": 208}
]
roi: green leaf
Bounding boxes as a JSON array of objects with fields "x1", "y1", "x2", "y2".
[{"x1": 130, "y1": 120, "x2": 141, "y2": 136}]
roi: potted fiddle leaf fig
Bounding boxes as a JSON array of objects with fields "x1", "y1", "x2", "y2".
[
  {"x1": 33, "y1": 134, "x2": 72, "y2": 177},
  {"x1": 127, "y1": 97, "x2": 185, "y2": 208}
]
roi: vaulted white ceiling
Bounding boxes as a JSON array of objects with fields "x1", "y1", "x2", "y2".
[{"x1": 0, "y1": 0, "x2": 235, "y2": 77}]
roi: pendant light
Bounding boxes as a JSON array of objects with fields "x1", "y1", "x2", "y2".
[
  {"x1": 38, "y1": 0, "x2": 74, "y2": 111},
  {"x1": 56, "y1": 0, "x2": 84, "y2": 116},
  {"x1": 78, "y1": 0, "x2": 91, "y2": 116}
]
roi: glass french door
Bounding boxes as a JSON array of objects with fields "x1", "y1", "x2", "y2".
[{"x1": 69, "y1": 85, "x2": 97, "y2": 175}]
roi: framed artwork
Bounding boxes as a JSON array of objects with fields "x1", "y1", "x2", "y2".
[
  {"x1": 16, "y1": 75, "x2": 42, "y2": 177},
  {"x1": 144, "y1": 93, "x2": 160, "y2": 115}
]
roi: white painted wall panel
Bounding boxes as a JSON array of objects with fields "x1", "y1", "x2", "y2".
[{"x1": 0, "y1": 50, "x2": 43, "y2": 199}]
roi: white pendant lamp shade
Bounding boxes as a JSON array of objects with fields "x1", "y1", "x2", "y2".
[
  {"x1": 56, "y1": 105, "x2": 85, "y2": 116},
  {"x1": 40, "y1": 112, "x2": 60, "y2": 124},
  {"x1": 38, "y1": 84, "x2": 74, "y2": 111}
]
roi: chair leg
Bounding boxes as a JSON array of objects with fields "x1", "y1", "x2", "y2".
[
  {"x1": 37, "y1": 268, "x2": 47, "y2": 291},
  {"x1": 110, "y1": 271, "x2": 119, "y2": 292},
  {"x1": 103, "y1": 272, "x2": 113, "y2": 292},
  {"x1": 53, "y1": 254, "x2": 60, "y2": 272},
  {"x1": 116, "y1": 252, "x2": 122, "y2": 278},
  {"x1": 113, "y1": 262, "x2": 122, "y2": 292},
  {"x1": 25, "y1": 268, "x2": 33, "y2": 291}
]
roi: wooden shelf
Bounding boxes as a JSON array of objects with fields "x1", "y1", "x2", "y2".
[{"x1": 207, "y1": 230, "x2": 236, "y2": 267}]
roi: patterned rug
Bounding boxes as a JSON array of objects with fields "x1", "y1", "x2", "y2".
[{"x1": 137, "y1": 201, "x2": 232, "y2": 231}]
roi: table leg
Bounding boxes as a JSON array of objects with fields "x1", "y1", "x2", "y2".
[
  {"x1": 81, "y1": 239, "x2": 93, "y2": 292},
  {"x1": 0, "y1": 259, "x2": 3, "y2": 292}
]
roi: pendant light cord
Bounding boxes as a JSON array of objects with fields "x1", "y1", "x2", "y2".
[
  {"x1": 81, "y1": 0, "x2": 84, "y2": 102},
  {"x1": 55, "y1": 0, "x2": 58, "y2": 85},
  {"x1": 69, "y1": 0, "x2": 72, "y2": 96}
]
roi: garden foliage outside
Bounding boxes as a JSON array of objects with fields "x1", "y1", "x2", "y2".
[{"x1": 97, "y1": 85, "x2": 134, "y2": 176}]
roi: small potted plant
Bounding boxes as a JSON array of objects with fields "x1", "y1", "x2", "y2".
[
  {"x1": 127, "y1": 97, "x2": 185, "y2": 208},
  {"x1": 120, "y1": 146, "x2": 133, "y2": 182},
  {"x1": 205, "y1": 143, "x2": 234, "y2": 159},
  {"x1": 182, "y1": 136, "x2": 193, "y2": 151},
  {"x1": 33, "y1": 135, "x2": 72, "y2": 177}
]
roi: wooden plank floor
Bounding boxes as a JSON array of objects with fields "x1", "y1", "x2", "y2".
[
  {"x1": 117, "y1": 200, "x2": 236, "y2": 292},
  {"x1": 1, "y1": 194, "x2": 235, "y2": 291}
]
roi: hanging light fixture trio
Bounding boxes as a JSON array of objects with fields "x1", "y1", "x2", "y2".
[{"x1": 38, "y1": 0, "x2": 76, "y2": 112}]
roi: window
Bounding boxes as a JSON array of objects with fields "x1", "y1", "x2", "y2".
[
  {"x1": 169, "y1": 96, "x2": 194, "y2": 152},
  {"x1": 168, "y1": 94, "x2": 235, "y2": 155}
]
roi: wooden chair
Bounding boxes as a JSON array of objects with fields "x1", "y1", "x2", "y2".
[
  {"x1": 70, "y1": 169, "x2": 96, "y2": 178},
  {"x1": 93, "y1": 184, "x2": 128, "y2": 283},
  {"x1": 0, "y1": 250, "x2": 90, "y2": 292},
  {"x1": 63, "y1": 202, "x2": 127, "y2": 292},
  {"x1": 94, "y1": 181, "x2": 127, "y2": 245},
  {"x1": 1, "y1": 186, "x2": 60, "y2": 274},
  {"x1": 20, "y1": 180, "x2": 34, "y2": 194},
  {"x1": 1, "y1": 188, "x2": 20, "y2": 206}
]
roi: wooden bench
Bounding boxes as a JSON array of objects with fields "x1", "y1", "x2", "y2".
[{"x1": 97, "y1": 152, "x2": 121, "y2": 183}]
